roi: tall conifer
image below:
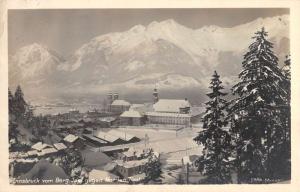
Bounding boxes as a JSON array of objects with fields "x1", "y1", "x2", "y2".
[
  {"x1": 228, "y1": 28, "x2": 288, "y2": 183},
  {"x1": 194, "y1": 71, "x2": 232, "y2": 184}
]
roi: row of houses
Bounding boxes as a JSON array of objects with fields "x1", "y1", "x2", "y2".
[
  {"x1": 82, "y1": 129, "x2": 141, "y2": 147},
  {"x1": 10, "y1": 134, "x2": 84, "y2": 161}
]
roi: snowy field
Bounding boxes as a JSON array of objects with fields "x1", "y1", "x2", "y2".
[{"x1": 113, "y1": 127, "x2": 203, "y2": 165}]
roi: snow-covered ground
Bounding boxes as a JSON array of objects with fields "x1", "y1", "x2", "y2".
[{"x1": 114, "y1": 127, "x2": 203, "y2": 165}]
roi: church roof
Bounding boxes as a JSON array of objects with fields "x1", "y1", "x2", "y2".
[{"x1": 153, "y1": 99, "x2": 191, "y2": 113}]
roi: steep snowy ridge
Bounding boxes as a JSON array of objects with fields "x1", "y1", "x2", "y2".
[
  {"x1": 9, "y1": 43, "x2": 65, "y2": 86},
  {"x1": 62, "y1": 14, "x2": 288, "y2": 74},
  {"x1": 9, "y1": 15, "x2": 289, "y2": 102}
]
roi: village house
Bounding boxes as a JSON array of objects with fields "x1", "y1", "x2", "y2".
[
  {"x1": 98, "y1": 116, "x2": 117, "y2": 127},
  {"x1": 31, "y1": 142, "x2": 58, "y2": 157},
  {"x1": 114, "y1": 148, "x2": 159, "y2": 181},
  {"x1": 115, "y1": 158, "x2": 148, "y2": 179},
  {"x1": 118, "y1": 148, "x2": 155, "y2": 162},
  {"x1": 27, "y1": 150, "x2": 38, "y2": 158},
  {"x1": 119, "y1": 150, "x2": 139, "y2": 161},
  {"x1": 63, "y1": 134, "x2": 85, "y2": 149},
  {"x1": 9, "y1": 158, "x2": 39, "y2": 178},
  {"x1": 53, "y1": 142, "x2": 68, "y2": 154},
  {"x1": 41, "y1": 147, "x2": 59, "y2": 158},
  {"x1": 120, "y1": 110, "x2": 145, "y2": 126}
]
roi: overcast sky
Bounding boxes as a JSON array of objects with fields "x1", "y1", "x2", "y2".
[{"x1": 8, "y1": 8, "x2": 289, "y2": 56}]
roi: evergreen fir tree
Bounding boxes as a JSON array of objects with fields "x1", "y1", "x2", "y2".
[
  {"x1": 270, "y1": 54, "x2": 291, "y2": 179},
  {"x1": 61, "y1": 148, "x2": 83, "y2": 176},
  {"x1": 194, "y1": 71, "x2": 232, "y2": 184},
  {"x1": 144, "y1": 149, "x2": 161, "y2": 183},
  {"x1": 282, "y1": 55, "x2": 291, "y2": 139},
  {"x1": 282, "y1": 55, "x2": 291, "y2": 80},
  {"x1": 228, "y1": 28, "x2": 288, "y2": 183},
  {"x1": 8, "y1": 88, "x2": 14, "y2": 114},
  {"x1": 14, "y1": 85, "x2": 27, "y2": 119}
]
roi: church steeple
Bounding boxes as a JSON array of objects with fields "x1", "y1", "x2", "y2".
[{"x1": 153, "y1": 85, "x2": 159, "y2": 104}]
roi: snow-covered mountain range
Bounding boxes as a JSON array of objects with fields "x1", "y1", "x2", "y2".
[{"x1": 9, "y1": 14, "x2": 289, "y2": 103}]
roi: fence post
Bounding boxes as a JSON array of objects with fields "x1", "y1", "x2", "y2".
[{"x1": 186, "y1": 162, "x2": 189, "y2": 184}]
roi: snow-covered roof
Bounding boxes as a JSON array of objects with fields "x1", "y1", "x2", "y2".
[
  {"x1": 53, "y1": 143, "x2": 67, "y2": 151},
  {"x1": 42, "y1": 147, "x2": 58, "y2": 155},
  {"x1": 111, "y1": 100, "x2": 131, "y2": 106},
  {"x1": 31, "y1": 142, "x2": 52, "y2": 151},
  {"x1": 116, "y1": 158, "x2": 148, "y2": 168},
  {"x1": 123, "y1": 150, "x2": 136, "y2": 157},
  {"x1": 9, "y1": 152, "x2": 21, "y2": 159},
  {"x1": 83, "y1": 134, "x2": 108, "y2": 144},
  {"x1": 27, "y1": 150, "x2": 38, "y2": 156},
  {"x1": 146, "y1": 111, "x2": 191, "y2": 118},
  {"x1": 99, "y1": 117, "x2": 117, "y2": 122},
  {"x1": 94, "y1": 131, "x2": 121, "y2": 143},
  {"x1": 15, "y1": 158, "x2": 39, "y2": 163},
  {"x1": 153, "y1": 99, "x2": 191, "y2": 113},
  {"x1": 129, "y1": 103, "x2": 154, "y2": 113},
  {"x1": 130, "y1": 104, "x2": 144, "y2": 109},
  {"x1": 106, "y1": 129, "x2": 136, "y2": 141},
  {"x1": 93, "y1": 129, "x2": 137, "y2": 143},
  {"x1": 120, "y1": 110, "x2": 143, "y2": 118},
  {"x1": 63, "y1": 134, "x2": 79, "y2": 143}
]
